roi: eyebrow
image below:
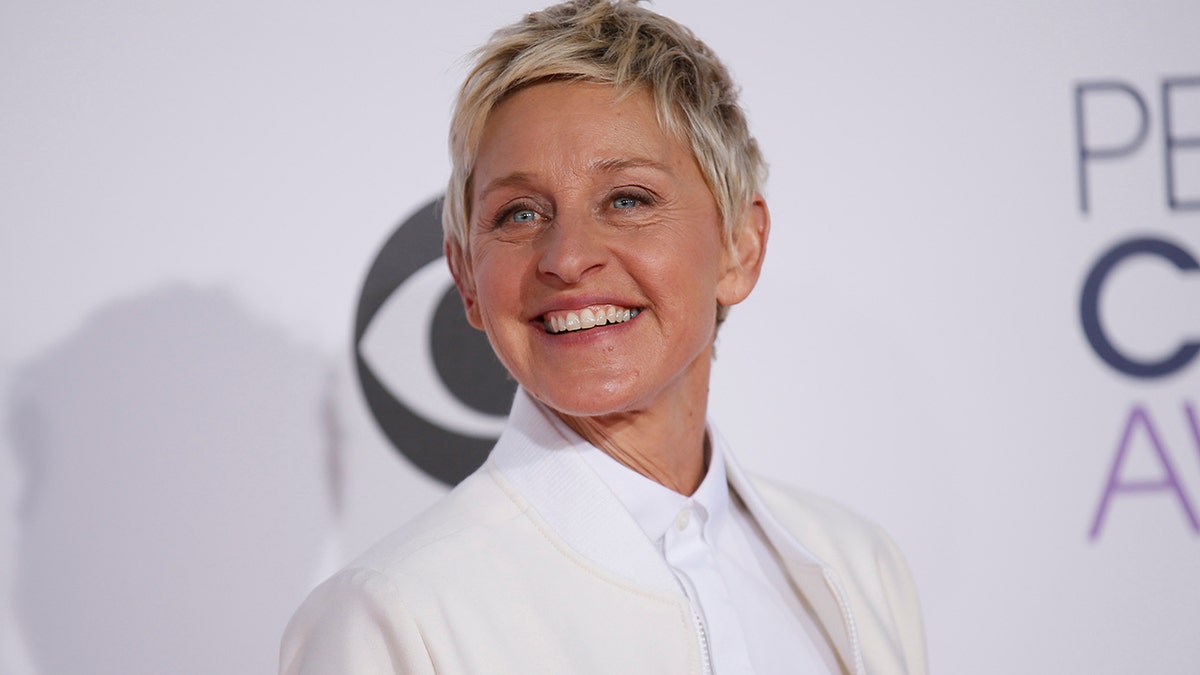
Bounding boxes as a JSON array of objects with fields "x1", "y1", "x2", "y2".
[
  {"x1": 476, "y1": 172, "x2": 538, "y2": 200},
  {"x1": 475, "y1": 157, "x2": 673, "y2": 202},
  {"x1": 588, "y1": 157, "x2": 673, "y2": 175}
]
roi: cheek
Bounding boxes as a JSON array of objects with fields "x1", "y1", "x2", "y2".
[
  {"x1": 470, "y1": 249, "x2": 527, "y2": 323},
  {"x1": 470, "y1": 246, "x2": 507, "y2": 292},
  {"x1": 646, "y1": 232, "x2": 724, "y2": 290},
  {"x1": 632, "y1": 249, "x2": 720, "y2": 327}
]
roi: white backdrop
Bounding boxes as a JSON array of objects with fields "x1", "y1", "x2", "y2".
[{"x1": 2, "y1": 1, "x2": 1198, "y2": 673}]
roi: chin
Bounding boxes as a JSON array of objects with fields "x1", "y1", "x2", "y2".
[{"x1": 525, "y1": 379, "x2": 644, "y2": 419}]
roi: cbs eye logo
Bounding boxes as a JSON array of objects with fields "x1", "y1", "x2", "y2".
[{"x1": 354, "y1": 197, "x2": 516, "y2": 485}]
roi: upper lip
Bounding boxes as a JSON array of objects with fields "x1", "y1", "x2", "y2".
[{"x1": 531, "y1": 295, "x2": 642, "y2": 320}]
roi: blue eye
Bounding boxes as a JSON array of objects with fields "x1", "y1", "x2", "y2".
[
  {"x1": 511, "y1": 209, "x2": 537, "y2": 222},
  {"x1": 612, "y1": 196, "x2": 638, "y2": 209}
]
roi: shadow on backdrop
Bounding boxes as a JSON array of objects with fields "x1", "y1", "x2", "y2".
[{"x1": 8, "y1": 286, "x2": 335, "y2": 675}]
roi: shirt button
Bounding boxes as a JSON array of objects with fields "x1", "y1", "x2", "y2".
[{"x1": 674, "y1": 509, "x2": 691, "y2": 530}]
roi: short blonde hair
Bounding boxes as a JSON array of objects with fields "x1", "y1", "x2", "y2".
[{"x1": 443, "y1": 0, "x2": 766, "y2": 291}]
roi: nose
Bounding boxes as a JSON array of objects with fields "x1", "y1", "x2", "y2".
[{"x1": 536, "y1": 210, "x2": 606, "y2": 285}]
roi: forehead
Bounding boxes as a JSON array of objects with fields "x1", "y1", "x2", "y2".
[{"x1": 473, "y1": 80, "x2": 691, "y2": 183}]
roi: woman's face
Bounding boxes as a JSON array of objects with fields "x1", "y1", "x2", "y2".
[{"x1": 455, "y1": 80, "x2": 761, "y2": 418}]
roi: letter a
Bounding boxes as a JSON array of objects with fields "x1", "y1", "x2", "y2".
[{"x1": 1089, "y1": 405, "x2": 1200, "y2": 540}]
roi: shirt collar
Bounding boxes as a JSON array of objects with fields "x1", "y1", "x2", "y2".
[
  {"x1": 489, "y1": 387, "x2": 830, "y2": 593},
  {"x1": 489, "y1": 388, "x2": 680, "y2": 593},
  {"x1": 578, "y1": 422, "x2": 732, "y2": 547}
]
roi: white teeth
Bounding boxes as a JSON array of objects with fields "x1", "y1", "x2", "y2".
[{"x1": 544, "y1": 304, "x2": 639, "y2": 334}]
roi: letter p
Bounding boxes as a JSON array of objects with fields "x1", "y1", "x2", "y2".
[{"x1": 1075, "y1": 81, "x2": 1151, "y2": 214}]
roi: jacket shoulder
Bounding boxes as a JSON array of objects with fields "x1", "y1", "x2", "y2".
[
  {"x1": 750, "y1": 477, "x2": 892, "y2": 558},
  {"x1": 350, "y1": 465, "x2": 526, "y2": 576},
  {"x1": 280, "y1": 467, "x2": 534, "y2": 674}
]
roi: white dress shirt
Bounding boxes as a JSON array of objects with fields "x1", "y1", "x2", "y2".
[{"x1": 579, "y1": 435, "x2": 840, "y2": 674}]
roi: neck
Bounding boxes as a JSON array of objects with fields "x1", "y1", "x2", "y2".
[{"x1": 556, "y1": 351, "x2": 713, "y2": 496}]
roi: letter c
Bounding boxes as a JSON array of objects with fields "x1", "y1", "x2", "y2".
[{"x1": 1080, "y1": 237, "x2": 1200, "y2": 378}]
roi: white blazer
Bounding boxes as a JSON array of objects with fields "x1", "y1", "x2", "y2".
[{"x1": 280, "y1": 390, "x2": 927, "y2": 675}]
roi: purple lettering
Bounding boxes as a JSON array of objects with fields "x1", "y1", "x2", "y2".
[
  {"x1": 1188, "y1": 401, "x2": 1200, "y2": 462},
  {"x1": 1089, "y1": 405, "x2": 1200, "y2": 540}
]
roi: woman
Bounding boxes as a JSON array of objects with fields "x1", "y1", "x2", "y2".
[{"x1": 281, "y1": 1, "x2": 926, "y2": 673}]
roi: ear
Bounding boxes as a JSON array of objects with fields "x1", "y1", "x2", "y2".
[
  {"x1": 716, "y1": 194, "x2": 770, "y2": 307},
  {"x1": 445, "y1": 240, "x2": 485, "y2": 330}
]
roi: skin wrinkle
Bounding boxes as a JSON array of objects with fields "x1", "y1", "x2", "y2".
[{"x1": 563, "y1": 409, "x2": 700, "y2": 496}]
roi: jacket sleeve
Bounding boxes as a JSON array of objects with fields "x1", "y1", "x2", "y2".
[
  {"x1": 874, "y1": 523, "x2": 928, "y2": 675},
  {"x1": 279, "y1": 567, "x2": 435, "y2": 675}
]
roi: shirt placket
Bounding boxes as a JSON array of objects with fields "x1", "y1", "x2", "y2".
[{"x1": 663, "y1": 500, "x2": 757, "y2": 674}]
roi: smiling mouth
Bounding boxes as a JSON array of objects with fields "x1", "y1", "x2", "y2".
[{"x1": 542, "y1": 304, "x2": 641, "y2": 334}]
